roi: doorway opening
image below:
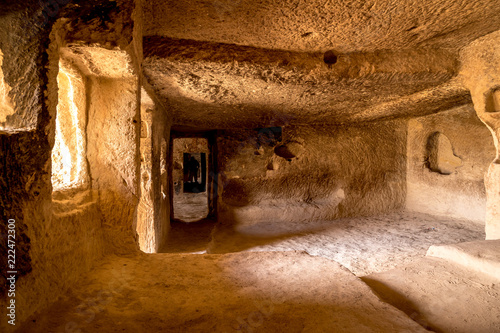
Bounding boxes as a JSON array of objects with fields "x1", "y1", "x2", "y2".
[
  {"x1": 171, "y1": 134, "x2": 217, "y2": 223},
  {"x1": 183, "y1": 152, "x2": 207, "y2": 193}
]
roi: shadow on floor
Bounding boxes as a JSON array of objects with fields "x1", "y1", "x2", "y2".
[{"x1": 160, "y1": 218, "x2": 216, "y2": 253}]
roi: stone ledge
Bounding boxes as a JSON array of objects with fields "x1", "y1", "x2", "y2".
[{"x1": 427, "y1": 240, "x2": 500, "y2": 281}]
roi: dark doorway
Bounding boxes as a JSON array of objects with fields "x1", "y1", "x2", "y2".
[
  {"x1": 183, "y1": 152, "x2": 207, "y2": 193},
  {"x1": 170, "y1": 134, "x2": 217, "y2": 223}
]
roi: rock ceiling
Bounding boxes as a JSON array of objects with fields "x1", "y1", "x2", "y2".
[{"x1": 131, "y1": 0, "x2": 500, "y2": 128}]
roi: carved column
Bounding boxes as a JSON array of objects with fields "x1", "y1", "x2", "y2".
[{"x1": 461, "y1": 31, "x2": 500, "y2": 239}]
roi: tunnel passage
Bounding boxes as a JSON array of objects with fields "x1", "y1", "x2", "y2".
[
  {"x1": 173, "y1": 138, "x2": 209, "y2": 222},
  {"x1": 170, "y1": 133, "x2": 218, "y2": 223}
]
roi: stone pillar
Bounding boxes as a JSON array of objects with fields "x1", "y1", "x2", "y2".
[{"x1": 461, "y1": 30, "x2": 500, "y2": 239}]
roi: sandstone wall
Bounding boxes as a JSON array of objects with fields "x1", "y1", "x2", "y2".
[
  {"x1": 137, "y1": 105, "x2": 154, "y2": 252},
  {"x1": 0, "y1": 4, "x2": 63, "y2": 330},
  {"x1": 151, "y1": 106, "x2": 171, "y2": 252},
  {"x1": 87, "y1": 77, "x2": 141, "y2": 253},
  {"x1": 0, "y1": 2, "x2": 144, "y2": 330},
  {"x1": 217, "y1": 120, "x2": 407, "y2": 225},
  {"x1": 137, "y1": 101, "x2": 171, "y2": 253},
  {"x1": 406, "y1": 105, "x2": 494, "y2": 222},
  {"x1": 461, "y1": 30, "x2": 500, "y2": 239}
]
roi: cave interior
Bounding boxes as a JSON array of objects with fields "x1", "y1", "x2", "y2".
[{"x1": 1, "y1": 0, "x2": 500, "y2": 332}]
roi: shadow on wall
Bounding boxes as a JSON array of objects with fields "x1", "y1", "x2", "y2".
[{"x1": 215, "y1": 121, "x2": 407, "y2": 229}]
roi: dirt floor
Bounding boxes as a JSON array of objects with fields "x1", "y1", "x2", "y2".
[
  {"x1": 363, "y1": 255, "x2": 500, "y2": 333},
  {"x1": 161, "y1": 218, "x2": 216, "y2": 253},
  {"x1": 20, "y1": 252, "x2": 428, "y2": 333},
  {"x1": 207, "y1": 212, "x2": 485, "y2": 276},
  {"x1": 173, "y1": 192, "x2": 209, "y2": 222},
  {"x1": 18, "y1": 214, "x2": 498, "y2": 333}
]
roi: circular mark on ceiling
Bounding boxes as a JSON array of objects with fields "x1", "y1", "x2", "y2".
[{"x1": 323, "y1": 50, "x2": 338, "y2": 65}]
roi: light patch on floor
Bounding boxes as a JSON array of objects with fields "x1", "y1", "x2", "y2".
[
  {"x1": 208, "y1": 212, "x2": 485, "y2": 276},
  {"x1": 173, "y1": 192, "x2": 208, "y2": 222}
]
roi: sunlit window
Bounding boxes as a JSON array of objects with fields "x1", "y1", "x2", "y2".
[
  {"x1": 51, "y1": 60, "x2": 86, "y2": 190},
  {"x1": 0, "y1": 49, "x2": 15, "y2": 126}
]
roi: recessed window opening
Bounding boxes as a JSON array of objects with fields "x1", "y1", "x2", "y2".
[
  {"x1": 0, "y1": 49, "x2": 15, "y2": 127},
  {"x1": 173, "y1": 138, "x2": 209, "y2": 222},
  {"x1": 51, "y1": 60, "x2": 87, "y2": 191}
]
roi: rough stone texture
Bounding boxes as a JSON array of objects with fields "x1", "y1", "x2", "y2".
[
  {"x1": 151, "y1": 105, "x2": 171, "y2": 252},
  {"x1": 51, "y1": 59, "x2": 88, "y2": 190},
  {"x1": 61, "y1": 0, "x2": 135, "y2": 51},
  {"x1": 143, "y1": 39, "x2": 469, "y2": 128},
  {"x1": 0, "y1": 135, "x2": 105, "y2": 332},
  {"x1": 406, "y1": 105, "x2": 495, "y2": 222},
  {"x1": 87, "y1": 76, "x2": 140, "y2": 253},
  {"x1": 274, "y1": 140, "x2": 305, "y2": 160},
  {"x1": 363, "y1": 256, "x2": 500, "y2": 333},
  {"x1": 0, "y1": 2, "x2": 145, "y2": 331},
  {"x1": 60, "y1": 46, "x2": 136, "y2": 79},
  {"x1": 144, "y1": 0, "x2": 500, "y2": 53},
  {"x1": 217, "y1": 120, "x2": 406, "y2": 226},
  {"x1": 20, "y1": 252, "x2": 428, "y2": 333},
  {"x1": 426, "y1": 132, "x2": 462, "y2": 175},
  {"x1": 209, "y1": 212, "x2": 485, "y2": 276},
  {"x1": 0, "y1": 50, "x2": 15, "y2": 123},
  {"x1": 0, "y1": 4, "x2": 60, "y2": 330},
  {"x1": 427, "y1": 240, "x2": 500, "y2": 281},
  {"x1": 14, "y1": 189, "x2": 105, "y2": 329},
  {"x1": 137, "y1": 100, "x2": 155, "y2": 252},
  {"x1": 0, "y1": 1, "x2": 48, "y2": 130},
  {"x1": 461, "y1": 30, "x2": 500, "y2": 239},
  {"x1": 0, "y1": 131, "x2": 44, "y2": 291}
]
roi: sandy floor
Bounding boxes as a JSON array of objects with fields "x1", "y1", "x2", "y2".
[
  {"x1": 207, "y1": 212, "x2": 485, "y2": 276},
  {"x1": 19, "y1": 215, "x2": 498, "y2": 332},
  {"x1": 161, "y1": 218, "x2": 216, "y2": 253},
  {"x1": 21, "y1": 252, "x2": 427, "y2": 333},
  {"x1": 363, "y1": 255, "x2": 500, "y2": 333},
  {"x1": 173, "y1": 192, "x2": 208, "y2": 222}
]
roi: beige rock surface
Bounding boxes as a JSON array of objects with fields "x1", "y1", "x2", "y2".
[
  {"x1": 363, "y1": 256, "x2": 500, "y2": 333},
  {"x1": 3, "y1": 1, "x2": 500, "y2": 332},
  {"x1": 0, "y1": 50, "x2": 14, "y2": 124},
  {"x1": 426, "y1": 132, "x2": 462, "y2": 175},
  {"x1": 427, "y1": 240, "x2": 500, "y2": 281},
  {"x1": 406, "y1": 105, "x2": 494, "y2": 222},
  {"x1": 144, "y1": 0, "x2": 500, "y2": 53},
  {"x1": 209, "y1": 212, "x2": 485, "y2": 276},
  {"x1": 217, "y1": 121, "x2": 407, "y2": 225},
  {"x1": 143, "y1": 41, "x2": 467, "y2": 128},
  {"x1": 21, "y1": 252, "x2": 428, "y2": 333},
  {"x1": 86, "y1": 76, "x2": 140, "y2": 253},
  {"x1": 461, "y1": 30, "x2": 500, "y2": 239}
]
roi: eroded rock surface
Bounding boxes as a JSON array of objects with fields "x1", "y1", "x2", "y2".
[{"x1": 427, "y1": 132, "x2": 462, "y2": 175}]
